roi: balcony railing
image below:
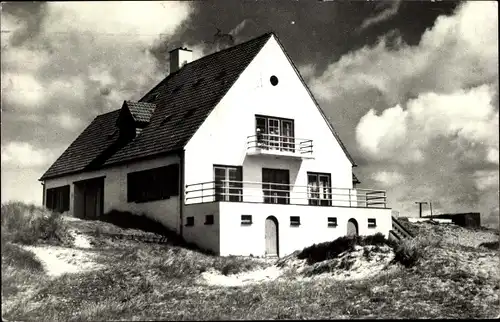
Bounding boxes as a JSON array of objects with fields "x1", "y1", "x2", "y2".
[
  {"x1": 246, "y1": 134, "x2": 313, "y2": 158},
  {"x1": 185, "y1": 180, "x2": 387, "y2": 208}
]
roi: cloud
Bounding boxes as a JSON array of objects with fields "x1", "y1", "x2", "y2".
[
  {"x1": 473, "y1": 170, "x2": 499, "y2": 191},
  {"x1": 306, "y1": 1, "x2": 499, "y2": 227},
  {"x1": 298, "y1": 64, "x2": 316, "y2": 81},
  {"x1": 372, "y1": 171, "x2": 405, "y2": 186},
  {"x1": 356, "y1": 85, "x2": 499, "y2": 165},
  {"x1": 1, "y1": 73, "x2": 47, "y2": 108},
  {"x1": 1, "y1": 2, "x2": 193, "y2": 204},
  {"x1": 358, "y1": 0, "x2": 401, "y2": 31},
  {"x1": 1, "y1": 142, "x2": 55, "y2": 168}
]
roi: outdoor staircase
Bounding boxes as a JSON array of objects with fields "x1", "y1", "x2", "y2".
[{"x1": 389, "y1": 216, "x2": 414, "y2": 241}]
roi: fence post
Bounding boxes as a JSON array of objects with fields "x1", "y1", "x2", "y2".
[{"x1": 201, "y1": 182, "x2": 204, "y2": 203}]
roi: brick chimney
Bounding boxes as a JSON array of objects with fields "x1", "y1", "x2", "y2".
[{"x1": 169, "y1": 47, "x2": 193, "y2": 73}]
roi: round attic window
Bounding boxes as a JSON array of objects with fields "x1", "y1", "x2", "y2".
[{"x1": 270, "y1": 75, "x2": 279, "y2": 86}]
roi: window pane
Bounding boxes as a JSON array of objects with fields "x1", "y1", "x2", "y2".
[{"x1": 256, "y1": 117, "x2": 267, "y2": 133}]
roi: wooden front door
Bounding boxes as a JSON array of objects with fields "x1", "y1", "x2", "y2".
[
  {"x1": 347, "y1": 218, "x2": 358, "y2": 236},
  {"x1": 83, "y1": 178, "x2": 104, "y2": 219},
  {"x1": 265, "y1": 216, "x2": 279, "y2": 257}
]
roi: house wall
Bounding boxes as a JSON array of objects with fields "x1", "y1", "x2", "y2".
[
  {"x1": 183, "y1": 202, "x2": 220, "y2": 254},
  {"x1": 184, "y1": 34, "x2": 354, "y2": 203},
  {"x1": 219, "y1": 202, "x2": 392, "y2": 257},
  {"x1": 43, "y1": 155, "x2": 181, "y2": 232}
]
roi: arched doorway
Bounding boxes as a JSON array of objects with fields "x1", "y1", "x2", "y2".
[
  {"x1": 347, "y1": 218, "x2": 358, "y2": 236},
  {"x1": 265, "y1": 216, "x2": 279, "y2": 257}
]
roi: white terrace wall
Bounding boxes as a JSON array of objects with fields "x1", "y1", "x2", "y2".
[
  {"x1": 183, "y1": 202, "x2": 221, "y2": 254},
  {"x1": 219, "y1": 202, "x2": 392, "y2": 257},
  {"x1": 43, "y1": 155, "x2": 181, "y2": 232},
  {"x1": 184, "y1": 34, "x2": 353, "y2": 199}
]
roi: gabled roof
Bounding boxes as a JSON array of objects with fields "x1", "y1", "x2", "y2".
[
  {"x1": 40, "y1": 32, "x2": 273, "y2": 180},
  {"x1": 41, "y1": 31, "x2": 356, "y2": 181}
]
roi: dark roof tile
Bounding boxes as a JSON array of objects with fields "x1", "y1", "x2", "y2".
[{"x1": 41, "y1": 110, "x2": 121, "y2": 179}]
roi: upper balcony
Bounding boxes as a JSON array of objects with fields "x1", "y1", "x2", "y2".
[{"x1": 246, "y1": 134, "x2": 314, "y2": 159}]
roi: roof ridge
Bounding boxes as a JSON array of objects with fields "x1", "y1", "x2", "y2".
[
  {"x1": 138, "y1": 32, "x2": 274, "y2": 103},
  {"x1": 181, "y1": 32, "x2": 274, "y2": 69}
]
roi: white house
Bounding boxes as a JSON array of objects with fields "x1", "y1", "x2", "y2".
[{"x1": 40, "y1": 32, "x2": 393, "y2": 257}]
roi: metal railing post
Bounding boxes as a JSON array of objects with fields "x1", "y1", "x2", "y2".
[
  {"x1": 349, "y1": 189, "x2": 351, "y2": 207},
  {"x1": 201, "y1": 182, "x2": 204, "y2": 203}
]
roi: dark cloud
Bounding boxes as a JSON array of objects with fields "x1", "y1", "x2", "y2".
[{"x1": 1, "y1": 2, "x2": 48, "y2": 47}]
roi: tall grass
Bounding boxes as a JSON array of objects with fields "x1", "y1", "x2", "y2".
[
  {"x1": 1, "y1": 243, "x2": 45, "y2": 298},
  {"x1": 1, "y1": 201, "x2": 71, "y2": 245}
]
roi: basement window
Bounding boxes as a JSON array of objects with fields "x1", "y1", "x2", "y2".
[
  {"x1": 186, "y1": 216, "x2": 194, "y2": 227},
  {"x1": 205, "y1": 214, "x2": 214, "y2": 225},
  {"x1": 328, "y1": 217, "x2": 337, "y2": 227},
  {"x1": 368, "y1": 218, "x2": 377, "y2": 228},
  {"x1": 46, "y1": 185, "x2": 70, "y2": 213},
  {"x1": 290, "y1": 216, "x2": 301, "y2": 226},
  {"x1": 241, "y1": 215, "x2": 252, "y2": 225}
]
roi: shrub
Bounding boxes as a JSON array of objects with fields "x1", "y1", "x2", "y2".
[
  {"x1": 479, "y1": 241, "x2": 499, "y2": 250},
  {"x1": 1, "y1": 202, "x2": 71, "y2": 245},
  {"x1": 392, "y1": 239, "x2": 422, "y2": 267},
  {"x1": 297, "y1": 233, "x2": 392, "y2": 265}
]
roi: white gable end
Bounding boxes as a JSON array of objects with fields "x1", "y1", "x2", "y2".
[{"x1": 185, "y1": 34, "x2": 354, "y2": 189}]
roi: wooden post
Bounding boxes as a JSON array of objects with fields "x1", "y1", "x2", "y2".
[{"x1": 415, "y1": 201, "x2": 428, "y2": 218}]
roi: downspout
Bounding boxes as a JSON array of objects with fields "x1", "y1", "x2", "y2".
[
  {"x1": 179, "y1": 149, "x2": 185, "y2": 240},
  {"x1": 41, "y1": 181, "x2": 46, "y2": 206}
]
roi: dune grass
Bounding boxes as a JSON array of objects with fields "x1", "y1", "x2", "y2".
[{"x1": 1, "y1": 201, "x2": 72, "y2": 246}]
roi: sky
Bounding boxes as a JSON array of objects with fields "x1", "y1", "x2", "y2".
[{"x1": 1, "y1": 1, "x2": 498, "y2": 227}]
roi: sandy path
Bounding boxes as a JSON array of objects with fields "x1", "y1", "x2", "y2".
[
  {"x1": 200, "y1": 265, "x2": 285, "y2": 287},
  {"x1": 20, "y1": 230, "x2": 101, "y2": 277},
  {"x1": 21, "y1": 245, "x2": 104, "y2": 277}
]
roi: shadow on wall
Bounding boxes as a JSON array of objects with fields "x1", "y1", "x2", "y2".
[
  {"x1": 100, "y1": 209, "x2": 176, "y2": 236},
  {"x1": 99, "y1": 209, "x2": 215, "y2": 255}
]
